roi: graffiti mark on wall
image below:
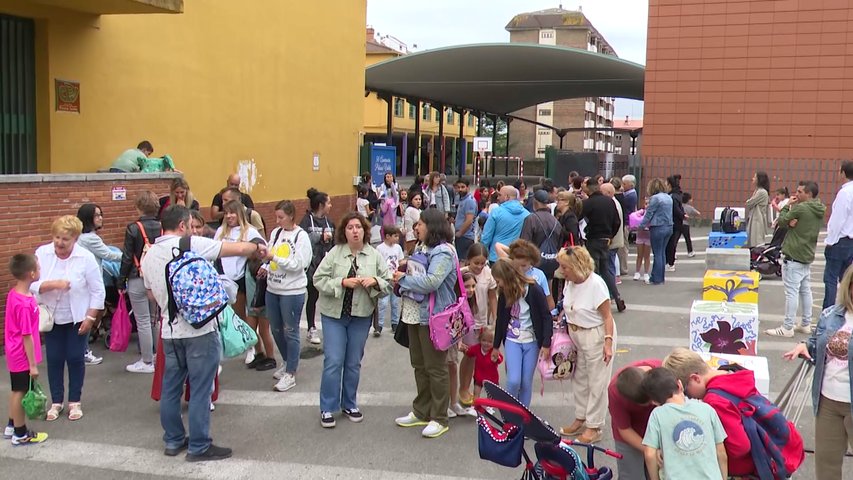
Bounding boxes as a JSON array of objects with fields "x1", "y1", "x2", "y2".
[{"x1": 237, "y1": 159, "x2": 258, "y2": 193}]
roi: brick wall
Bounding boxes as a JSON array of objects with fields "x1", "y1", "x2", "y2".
[{"x1": 0, "y1": 173, "x2": 354, "y2": 350}]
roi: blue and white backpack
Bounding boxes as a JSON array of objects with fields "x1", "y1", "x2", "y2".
[{"x1": 165, "y1": 236, "x2": 228, "y2": 329}]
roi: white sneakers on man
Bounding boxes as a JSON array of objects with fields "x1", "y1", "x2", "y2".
[
  {"x1": 84, "y1": 350, "x2": 103, "y2": 366},
  {"x1": 244, "y1": 347, "x2": 256, "y2": 365}
]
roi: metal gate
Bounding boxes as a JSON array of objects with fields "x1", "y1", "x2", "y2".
[{"x1": 0, "y1": 14, "x2": 37, "y2": 174}]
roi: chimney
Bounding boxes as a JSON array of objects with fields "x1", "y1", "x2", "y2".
[{"x1": 366, "y1": 27, "x2": 375, "y2": 42}]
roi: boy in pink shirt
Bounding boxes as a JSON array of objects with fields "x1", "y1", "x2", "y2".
[{"x1": 4, "y1": 254, "x2": 48, "y2": 445}]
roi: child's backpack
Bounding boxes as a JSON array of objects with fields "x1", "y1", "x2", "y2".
[
  {"x1": 707, "y1": 388, "x2": 804, "y2": 480},
  {"x1": 165, "y1": 236, "x2": 229, "y2": 329},
  {"x1": 720, "y1": 207, "x2": 741, "y2": 233}
]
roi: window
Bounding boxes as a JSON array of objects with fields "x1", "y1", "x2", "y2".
[
  {"x1": 435, "y1": 109, "x2": 440, "y2": 122},
  {"x1": 447, "y1": 109, "x2": 454, "y2": 124},
  {"x1": 393, "y1": 98, "x2": 404, "y2": 117},
  {"x1": 615, "y1": 134, "x2": 623, "y2": 143},
  {"x1": 537, "y1": 148, "x2": 546, "y2": 155},
  {"x1": 408, "y1": 102, "x2": 416, "y2": 119},
  {"x1": 538, "y1": 109, "x2": 552, "y2": 116},
  {"x1": 468, "y1": 115, "x2": 475, "y2": 127},
  {"x1": 538, "y1": 130, "x2": 551, "y2": 136},
  {"x1": 422, "y1": 104, "x2": 430, "y2": 121}
]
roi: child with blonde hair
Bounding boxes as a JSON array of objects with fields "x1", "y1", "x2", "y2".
[{"x1": 465, "y1": 326, "x2": 503, "y2": 399}]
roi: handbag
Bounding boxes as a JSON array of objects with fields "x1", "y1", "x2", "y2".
[
  {"x1": 477, "y1": 415, "x2": 524, "y2": 468},
  {"x1": 219, "y1": 305, "x2": 259, "y2": 358},
  {"x1": 38, "y1": 305, "x2": 54, "y2": 333},
  {"x1": 22, "y1": 378, "x2": 48, "y2": 420},
  {"x1": 427, "y1": 254, "x2": 475, "y2": 351},
  {"x1": 393, "y1": 322, "x2": 409, "y2": 348},
  {"x1": 108, "y1": 291, "x2": 132, "y2": 352},
  {"x1": 537, "y1": 326, "x2": 577, "y2": 382}
]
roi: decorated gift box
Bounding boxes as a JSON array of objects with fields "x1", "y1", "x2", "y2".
[
  {"x1": 690, "y1": 300, "x2": 759, "y2": 356},
  {"x1": 708, "y1": 231, "x2": 749, "y2": 249},
  {"x1": 698, "y1": 352, "x2": 770, "y2": 397},
  {"x1": 702, "y1": 270, "x2": 760, "y2": 304}
]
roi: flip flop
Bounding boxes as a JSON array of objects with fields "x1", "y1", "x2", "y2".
[
  {"x1": 46, "y1": 404, "x2": 63, "y2": 422},
  {"x1": 68, "y1": 402, "x2": 83, "y2": 421}
]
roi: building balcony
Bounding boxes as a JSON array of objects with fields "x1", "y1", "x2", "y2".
[{"x1": 27, "y1": 0, "x2": 183, "y2": 14}]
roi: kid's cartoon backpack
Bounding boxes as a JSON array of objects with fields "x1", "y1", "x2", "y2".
[
  {"x1": 165, "y1": 236, "x2": 229, "y2": 329},
  {"x1": 538, "y1": 328, "x2": 576, "y2": 382}
]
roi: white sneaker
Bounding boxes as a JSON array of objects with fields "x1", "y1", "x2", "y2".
[
  {"x1": 125, "y1": 360, "x2": 155, "y2": 374},
  {"x1": 84, "y1": 350, "x2": 103, "y2": 366},
  {"x1": 665, "y1": 265, "x2": 676, "y2": 272},
  {"x1": 217, "y1": 365, "x2": 223, "y2": 376},
  {"x1": 450, "y1": 403, "x2": 476, "y2": 417},
  {"x1": 615, "y1": 276, "x2": 622, "y2": 285},
  {"x1": 633, "y1": 272, "x2": 641, "y2": 281},
  {"x1": 421, "y1": 421, "x2": 449, "y2": 438},
  {"x1": 765, "y1": 326, "x2": 794, "y2": 338},
  {"x1": 274, "y1": 372, "x2": 296, "y2": 392},
  {"x1": 273, "y1": 366, "x2": 287, "y2": 380},
  {"x1": 210, "y1": 402, "x2": 215, "y2": 412},
  {"x1": 3, "y1": 424, "x2": 13, "y2": 439},
  {"x1": 447, "y1": 408, "x2": 457, "y2": 419},
  {"x1": 643, "y1": 273, "x2": 650, "y2": 282},
  {"x1": 244, "y1": 347, "x2": 256, "y2": 365},
  {"x1": 308, "y1": 328, "x2": 321, "y2": 345},
  {"x1": 687, "y1": 251, "x2": 695, "y2": 258},
  {"x1": 395, "y1": 412, "x2": 429, "y2": 427},
  {"x1": 794, "y1": 325, "x2": 812, "y2": 334}
]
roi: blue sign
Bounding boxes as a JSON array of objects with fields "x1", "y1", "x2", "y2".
[{"x1": 369, "y1": 144, "x2": 397, "y2": 186}]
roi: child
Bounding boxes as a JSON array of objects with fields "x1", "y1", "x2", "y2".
[
  {"x1": 466, "y1": 326, "x2": 503, "y2": 399},
  {"x1": 459, "y1": 245, "x2": 497, "y2": 404},
  {"x1": 501, "y1": 239, "x2": 556, "y2": 312},
  {"x1": 356, "y1": 186, "x2": 372, "y2": 219},
  {"x1": 641, "y1": 367, "x2": 727, "y2": 480},
  {"x1": 681, "y1": 192, "x2": 700, "y2": 257},
  {"x1": 609, "y1": 359, "x2": 662, "y2": 480},
  {"x1": 375, "y1": 225, "x2": 404, "y2": 336},
  {"x1": 4, "y1": 254, "x2": 48, "y2": 445},
  {"x1": 631, "y1": 197, "x2": 651, "y2": 283}
]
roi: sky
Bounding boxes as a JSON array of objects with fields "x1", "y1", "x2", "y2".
[{"x1": 366, "y1": 0, "x2": 648, "y2": 119}]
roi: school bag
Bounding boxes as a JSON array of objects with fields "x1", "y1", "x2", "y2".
[
  {"x1": 533, "y1": 213, "x2": 560, "y2": 278},
  {"x1": 707, "y1": 388, "x2": 804, "y2": 480},
  {"x1": 165, "y1": 236, "x2": 229, "y2": 329},
  {"x1": 721, "y1": 207, "x2": 741, "y2": 233},
  {"x1": 219, "y1": 304, "x2": 258, "y2": 358}
]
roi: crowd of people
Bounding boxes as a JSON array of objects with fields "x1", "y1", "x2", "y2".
[{"x1": 5, "y1": 161, "x2": 853, "y2": 480}]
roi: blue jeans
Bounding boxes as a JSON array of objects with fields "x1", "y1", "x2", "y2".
[
  {"x1": 377, "y1": 294, "x2": 400, "y2": 329},
  {"x1": 823, "y1": 238, "x2": 853, "y2": 308},
  {"x1": 649, "y1": 225, "x2": 672, "y2": 284},
  {"x1": 266, "y1": 292, "x2": 304, "y2": 374},
  {"x1": 319, "y1": 314, "x2": 371, "y2": 413},
  {"x1": 504, "y1": 340, "x2": 539, "y2": 407},
  {"x1": 608, "y1": 249, "x2": 618, "y2": 279},
  {"x1": 44, "y1": 322, "x2": 88, "y2": 403},
  {"x1": 161, "y1": 332, "x2": 220, "y2": 455}
]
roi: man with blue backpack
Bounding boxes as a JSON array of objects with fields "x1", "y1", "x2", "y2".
[{"x1": 141, "y1": 205, "x2": 266, "y2": 462}]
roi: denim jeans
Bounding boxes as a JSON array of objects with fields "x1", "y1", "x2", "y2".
[
  {"x1": 377, "y1": 294, "x2": 400, "y2": 329},
  {"x1": 666, "y1": 223, "x2": 682, "y2": 266},
  {"x1": 504, "y1": 340, "x2": 539, "y2": 408},
  {"x1": 319, "y1": 314, "x2": 371, "y2": 412},
  {"x1": 608, "y1": 249, "x2": 618, "y2": 279},
  {"x1": 161, "y1": 332, "x2": 220, "y2": 455},
  {"x1": 266, "y1": 292, "x2": 304, "y2": 374},
  {"x1": 649, "y1": 225, "x2": 672, "y2": 284},
  {"x1": 782, "y1": 260, "x2": 813, "y2": 330},
  {"x1": 44, "y1": 322, "x2": 87, "y2": 403},
  {"x1": 823, "y1": 238, "x2": 853, "y2": 308},
  {"x1": 454, "y1": 236, "x2": 474, "y2": 260}
]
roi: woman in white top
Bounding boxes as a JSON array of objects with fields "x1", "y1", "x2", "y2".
[
  {"x1": 33, "y1": 216, "x2": 106, "y2": 422},
  {"x1": 263, "y1": 200, "x2": 313, "y2": 392},
  {"x1": 556, "y1": 246, "x2": 616, "y2": 444},
  {"x1": 403, "y1": 192, "x2": 423, "y2": 254}
]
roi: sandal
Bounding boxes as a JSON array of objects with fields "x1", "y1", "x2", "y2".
[
  {"x1": 46, "y1": 403, "x2": 64, "y2": 422},
  {"x1": 559, "y1": 419, "x2": 586, "y2": 437},
  {"x1": 68, "y1": 402, "x2": 83, "y2": 421},
  {"x1": 577, "y1": 428, "x2": 603, "y2": 444}
]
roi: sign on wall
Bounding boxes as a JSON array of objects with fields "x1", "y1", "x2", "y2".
[
  {"x1": 55, "y1": 79, "x2": 80, "y2": 113},
  {"x1": 369, "y1": 144, "x2": 396, "y2": 186}
]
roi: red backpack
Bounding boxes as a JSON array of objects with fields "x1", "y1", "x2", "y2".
[{"x1": 708, "y1": 389, "x2": 804, "y2": 480}]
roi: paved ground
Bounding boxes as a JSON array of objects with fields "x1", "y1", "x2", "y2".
[{"x1": 0, "y1": 227, "x2": 849, "y2": 479}]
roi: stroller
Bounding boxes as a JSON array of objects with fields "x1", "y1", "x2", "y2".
[
  {"x1": 750, "y1": 226, "x2": 787, "y2": 277},
  {"x1": 474, "y1": 381, "x2": 621, "y2": 480}
]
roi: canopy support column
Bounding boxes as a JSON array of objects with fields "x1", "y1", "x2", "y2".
[{"x1": 438, "y1": 104, "x2": 445, "y2": 174}]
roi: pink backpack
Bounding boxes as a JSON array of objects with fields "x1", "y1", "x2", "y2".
[
  {"x1": 428, "y1": 254, "x2": 475, "y2": 351},
  {"x1": 537, "y1": 327, "x2": 576, "y2": 382}
]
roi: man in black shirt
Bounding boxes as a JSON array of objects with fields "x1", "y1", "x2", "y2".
[
  {"x1": 210, "y1": 173, "x2": 255, "y2": 226},
  {"x1": 580, "y1": 182, "x2": 626, "y2": 312}
]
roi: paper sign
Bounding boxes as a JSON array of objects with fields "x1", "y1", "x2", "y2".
[
  {"x1": 112, "y1": 187, "x2": 127, "y2": 201},
  {"x1": 55, "y1": 79, "x2": 80, "y2": 113}
]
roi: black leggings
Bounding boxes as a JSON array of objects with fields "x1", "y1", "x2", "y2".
[
  {"x1": 666, "y1": 224, "x2": 682, "y2": 266},
  {"x1": 305, "y1": 278, "x2": 319, "y2": 330},
  {"x1": 681, "y1": 224, "x2": 693, "y2": 253}
]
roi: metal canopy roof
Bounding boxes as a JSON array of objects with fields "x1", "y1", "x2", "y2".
[{"x1": 365, "y1": 43, "x2": 645, "y2": 116}]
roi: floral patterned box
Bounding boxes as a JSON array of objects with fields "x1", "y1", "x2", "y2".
[
  {"x1": 702, "y1": 270, "x2": 760, "y2": 304},
  {"x1": 698, "y1": 352, "x2": 769, "y2": 397},
  {"x1": 690, "y1": 300, "x2": 759, "y2": 356}
]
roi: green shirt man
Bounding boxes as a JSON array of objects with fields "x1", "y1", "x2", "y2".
[{"x1": 109, "y1": 140, "x2": 153, "y2": 173}]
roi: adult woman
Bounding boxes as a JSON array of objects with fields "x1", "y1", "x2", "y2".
[
  {"x1": 555, "y1": 190, "x2": 582, "y2": 247},
  {"x1": 299, "y1": 188, "x2": 336, "y2": 345},
  {"x1": 639, "y1": 178, "x2": 674, "y2": 285},
  {"x1": 403, "y1": 192, "x2": 423, "y2": 254},
  {"x1": 158, "y1": 178, "x2": 200, "y2": 218},
  {"x1": 215, "y1": 201, "x2": 274, "y2": 370},
  {"x1": 76, "y1": 203, "x2": 122, "y2": 365},
  {"x1": 314, "y1": 212, "x2": 391, "y2": 428},
  {"x1": 425, "y1": 171, "x2": 450, "y2": 213},
  {"x1": 784, "y1": 266, "x2": 853, "y2": 480},
  {"x1": 491, "y1": 259, "x2": 552, "y2": 408},
  {"x1": 393, "y1": 208, "x2": 458, "y2": 439},
  {"x1": 32, "y1": 216, "x2": 105, "y2": 421},
  {"x1": 118, "y1": 191, "x2": 162, "y2": 374},
  {"x1": 664, "y1": 174, "x2": 684, "y2": 270},
  {"x1": 746, "y1": 171, "x2": 770, "y2": 247},
  {"x1": 556, "y1": 246, "x2": 616, "y2": 444},
  {"x1": 264, "y1": 200, "x2": 313, "y2": 392}
]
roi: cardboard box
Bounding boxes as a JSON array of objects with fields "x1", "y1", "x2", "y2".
[
  {"x1": 702, "y1": 270, "x2": 760, "y2": 304},
  {"x1": 690, "y1": 300, "x2": 759, "y2": 355},
  {"x1": 708, "y1": 231, "x2": 749, "y2": 248},
  {"x1": 705, "y1": 247, "x2": 751, "y2": 271},
  {"x1": 698, "y1": 352, "x2": 770, "y2": 397}
]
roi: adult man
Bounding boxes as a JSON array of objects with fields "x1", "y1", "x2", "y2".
[
  {"x1": 109, "y1": 141, "x2": 153, "y2": 173},
  {"x1": 765, "y1": 181, "x2": 826, "y2": 337},
  {"x1": 481, "y1": 186, "x2": 530, "y2": 263},
  {"x1": 220, "y1": 187, "x2": 265, "y2": 234},
  {"x1": 823, "y1": 161, "x2": 853, "y2": 309},
  {"x1": 141, "y1": 206, "x2": 265, "y2": 461},
  {"x1": 580, "y1": 182, "x2": 626, "y2": 312},
  {"x1": 621, "y1": 175, "x2": 638, "y2": 274},
  {"x1": 602, "y1": 183, "x2": 626, "y2": 285},
  {"x1": 453, "y1": 178, "x2": 477, "y2": 259},
  {"x1": 520, "y1": 188, "x2": 562, "y2": 278},
  {"x1": 210, "y1": 174, "x2": 256, "y2": 225}
]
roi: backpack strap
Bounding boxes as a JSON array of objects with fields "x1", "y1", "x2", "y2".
[
  {"x1": 134, "y1": 221, "x2": 151, "y2": 269},
  {"x1": 428, "y1": 245, "x2": 466, "y2": 316}
]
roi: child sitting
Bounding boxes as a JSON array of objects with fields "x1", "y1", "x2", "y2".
[
  {"x1": 641, "y1": 367, "x2": 727, "y2": 480},
  {"x1": 465, "y1": 326, "x2": 503, "y2": 399}
]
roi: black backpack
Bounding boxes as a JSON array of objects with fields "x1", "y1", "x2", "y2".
[
  {"x1": 720, "y1": 207, "x2": 740, "y2": 233},
  {"x1": 533, "y1": 214, "x2": 561, "y2": 279}
]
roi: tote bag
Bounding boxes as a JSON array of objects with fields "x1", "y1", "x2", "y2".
[{"x1": 109, "y1": 292, "x2": 132, "y2": 352}]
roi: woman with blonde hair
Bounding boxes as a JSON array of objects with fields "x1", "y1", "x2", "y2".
[
  {"x1": 639, "y1": 178, "x2": 673, "y2": 285},
  {"x1": 33, "y1": 215, "x2": 106, "y2": 421},
  {"x1": 158, "y1": 177, "x2": 199, "y2": 218},
  {"x1": 556, "y1": 246, "x2": 616, "y2": 444}
]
